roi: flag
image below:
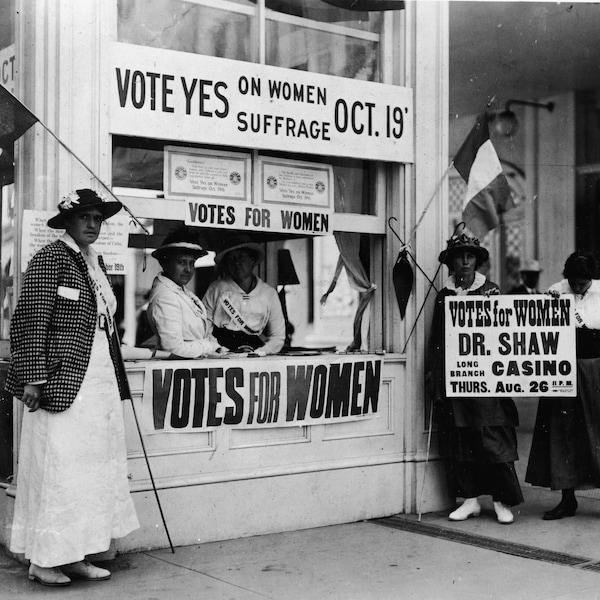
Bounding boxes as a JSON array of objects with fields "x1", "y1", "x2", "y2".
[
  {"x1": 0, "y1": 84, "x2": 38, "y2": 149},
  {"x1": 453, "y1": 112, "x2": 514, "y2": 239}
]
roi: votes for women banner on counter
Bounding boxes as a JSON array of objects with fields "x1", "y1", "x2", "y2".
[
  {"x1": 140, "y1": 354, "x2": 382, "y2": 434},
  {"x1": 445, "y1": 295, "x2": 576, "y2": 397}
]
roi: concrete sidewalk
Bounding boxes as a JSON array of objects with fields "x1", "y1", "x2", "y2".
[
  {"x1": 4, "y1": 483, "x2": 600, "y2": 600},
  {"x1": 4, "y1": 398, "x2": 600, "y2": 599}
]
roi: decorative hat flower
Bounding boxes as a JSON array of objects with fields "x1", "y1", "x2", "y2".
[{"x1": 58, "y1": 191, "x2": 81, "y2": 210}]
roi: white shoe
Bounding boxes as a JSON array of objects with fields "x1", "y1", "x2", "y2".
[
  {"x1": 28, "y1": 564, "x2": 71, "y2": 586},
  {"x1": 494, "y1": 501, "x2": 514, "y2": 524},
  {"x1": 448, "y1": 497, "x2": 481, "y2": 521},
  {"x1": 61, "y1": 560, "x2": 111, "y2": 581}
]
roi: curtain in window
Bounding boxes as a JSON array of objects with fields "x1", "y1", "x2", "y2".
[{"x1": 320, "y1": 176, "x2": 376, "y2": 350}]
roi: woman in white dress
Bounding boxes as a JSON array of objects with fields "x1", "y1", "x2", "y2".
[{"x1": 5, "y1": 189, "x2": 139, "y2": 586}]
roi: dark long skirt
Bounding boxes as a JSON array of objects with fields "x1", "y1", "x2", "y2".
[
  {"x1": 526, "y1": 358, "x2": 600, "y2": 490},
  {"x1": 447, "y1": 461, "x2": 523, "y2": 506},
  {"x1": 438, "y1": 406, "x2": 523, "y2": 506}
]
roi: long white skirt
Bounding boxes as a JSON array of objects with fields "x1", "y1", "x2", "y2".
[{"x1": 10, "y1": 327, "x2": 140, "y2": 567}]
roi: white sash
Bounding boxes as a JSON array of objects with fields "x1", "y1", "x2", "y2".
[{"x1": 218, "y1": 295, "x2": 263, "y2": 336}]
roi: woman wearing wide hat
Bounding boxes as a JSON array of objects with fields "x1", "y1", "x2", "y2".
[
  {"x1": 203, "y1": 233, "x2": 285, "y2": 355},
  {"x1": 147, "y1": 228, "x2": 224, "y2": 358},
  {"x1": 426, "y1": 233, "x2": 523, "y2": 524},
  {"x1": 5, "y1": 189, "x2": 139, "y2": 586}
]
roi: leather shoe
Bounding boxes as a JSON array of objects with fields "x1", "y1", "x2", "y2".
[
  {"x1": 542, "y1": 501, "x2": 577, "y2": 521},
  {"x1": 493, "y1": 501, "x2": 514, "y2": 524},
  {"x1": 62, "y1": 560, "x2": 111, "y2": 581},
  {"x1": 448, "y1": 497, "x2": 481, "y2": 521},
  {"x1": 28, "y1": 564, "x2": 71, "y2": 586}
]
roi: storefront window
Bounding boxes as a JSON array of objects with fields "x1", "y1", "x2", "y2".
[
  {"x1": 117, "y1": 0, "x2": 255, "y2": 62},
  {"x1": 112, "y1": 136, "x2": 381, "y2": 351},
  {"x1": 117, "y1": 0, "x2": 389, "y2": 81},
  {"x1": 266, "y1": 21, "x2": 379, "y2": 80},
  {"x1": 265, "y1": 1, "x2": 382, "y2": 81}
]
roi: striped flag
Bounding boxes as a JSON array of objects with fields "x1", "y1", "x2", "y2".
[
  {"x1": 453, "y1": 112, "x2": 514, "y2": 238},
  {"x1": 0, "y1": 84, "x2": 38, "y2": 149}
]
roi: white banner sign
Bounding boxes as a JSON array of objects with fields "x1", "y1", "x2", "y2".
[
  {"x1": 0, "y1": 44, "x2": 15, "y2": 93},
  {"x1": 445, "y1": 295, "x2": 577, "y2": 397},
  {"x1": 110, "y1": 42, "x2": 414, "y2": 163},
  {"x1": 21, "y1": 210, "x2": 130, "y2": 275},
  {"x1": 139, "y1": 355, "x2": 382, "y2": 433}
]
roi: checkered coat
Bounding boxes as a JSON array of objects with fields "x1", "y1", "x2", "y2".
[{"x1": 5, "y1": 240, "x2": 110, "y2": 412}]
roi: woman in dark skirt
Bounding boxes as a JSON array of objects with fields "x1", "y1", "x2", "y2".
[
  {"x1": 426, "y1": 234, "x2": 523, "y2": 524},
  {"x1": 525, "y1": 251, "x2": 600, "y2": 519}
]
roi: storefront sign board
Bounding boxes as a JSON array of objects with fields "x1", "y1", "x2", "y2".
[
  {"x1": 139, "y1": 354, "x2": 382, "y2": 434},
  {"x1": 445, "y1": 295, "x2": 576, "y2": 397},
  {"x1": 21, "y1": 210, "x2": 130, "y2": 274},
  {"x1": 110, "y1": 42, "x2": 413, "y2": 163},
  {"x1": 0, "y1": 44, "x2": 15, "y2": 93}
]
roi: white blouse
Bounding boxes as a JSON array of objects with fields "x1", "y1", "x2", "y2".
[
  {"x1": 147, "y1": 273, "x2": 221, "y2": 358},
  {"x1": 548, "y1": 279, "x2": 600, "y2": 329}
]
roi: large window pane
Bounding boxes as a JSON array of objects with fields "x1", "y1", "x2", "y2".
[
  {"x1": 118, "y1": 0, "x2": 255, "y2": 62},
  {"x1": 266, "y1": 0, "x2": 383, "y2": 32},
  {"x1": 266, "y1": 21, "x2": 380, "y2": 81}
]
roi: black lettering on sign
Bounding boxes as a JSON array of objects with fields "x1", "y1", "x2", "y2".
[
  {"x1": 152, "y1": 367, "x2": 172, "y2": 429},
  {"x1": 286, "y1": 365, "x2": 313, "y2": 421},
  {"x1": 309, "y1": 364, "x2": 328, "y2": 419},
  {"x1": 224, "y1": 367, "x2": 244, "y2": 425},
  {"x1": 207, "y1": 368, "x2": 224, "y2": 427},
  {"x1": 170, "y1": 369, "x2": 192, "y2": 428},
  {"x1": 191, "y1": 368, "x2": 209, "y2": 427},
  {"x1": 325, "y1": 362, "x2": 352, "y2": 418},
  {"x1": 363, "y1": 360, "x2": 381, "y2": 414}
]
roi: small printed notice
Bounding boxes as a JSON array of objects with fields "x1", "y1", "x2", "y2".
[
  {"x1": 21, "y1": 210, "x2": 130, "y2": 275},
  {"x1": 164, "y1": 147, "x2": 251, "y2": 202},
  {"x1": 445, "y1": 295, "x2": 577, "y2": 397},
  {"x1": 259, "y1": 159, "x2": 333, "y2": 209}
]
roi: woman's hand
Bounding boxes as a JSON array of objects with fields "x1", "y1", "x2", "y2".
[
  {"x1": 22, "y1": 384, "x2": 42, "y2": 412},
  {"x1": 547, "y1": 289, "x2": 560, "y2": 299},
  {"x1": 235, "y1": 345, "x2": 255, "y2": 353},
  {"x1": 483, "y1": 288, "x2": 500, "y2": 297}
]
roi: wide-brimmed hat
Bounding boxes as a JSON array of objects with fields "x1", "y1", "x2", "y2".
[
  {"x1": 214, "y1": 233, "x2": 265, "y2": 266},
  {"x1": 520, "y1": 258, "x2": 541, "y2": 273},
  {"x1": 151, "y1": 229, "x2": 208, "y2": 261},
  {"x1": 438, "y1": 233, "x2": 489, "y2": 266},
  {"x1": 47, "y1": 189, "x2": 123, "y2": 229}
]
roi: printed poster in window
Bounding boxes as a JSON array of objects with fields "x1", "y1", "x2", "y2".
[{"x1": 258, "y1": 158, "x2": 333, "y2": 211}]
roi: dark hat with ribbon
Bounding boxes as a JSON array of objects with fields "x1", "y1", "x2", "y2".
[
  {"x1": 438, "y1": 233, "x2": 489, "y2": 266},
  {"x1": 214, "y1": 233, "x2": 265, "y2": 266},
  {"x1": 151, "y1": 228, "x2": 207, "y2": 261},
  {"x1": 47, "y1": 189, "x2": 123, "y2": 229}
]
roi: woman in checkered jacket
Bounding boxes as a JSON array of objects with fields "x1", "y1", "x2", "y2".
[{"x1": 5, "y1": 189, "x2": 139, "y2": 587}]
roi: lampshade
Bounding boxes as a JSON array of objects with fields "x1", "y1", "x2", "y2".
[
  {"x1": 277, "y1": 249, "x2": 300, "y2": 285},
  {"x1": 491, "y1": 109, "x2": 519, "y2": 137},
  {"x1": 491, "y1": 99, "x2": 554, "y2": 138}
]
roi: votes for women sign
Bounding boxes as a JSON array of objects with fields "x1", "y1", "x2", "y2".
[
  {"x1": 445, "y1": 295, "x2": 576, "y2": 397},
  {"x1": 139, "y1": 355, "x2": 382, "y2": 434}
]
